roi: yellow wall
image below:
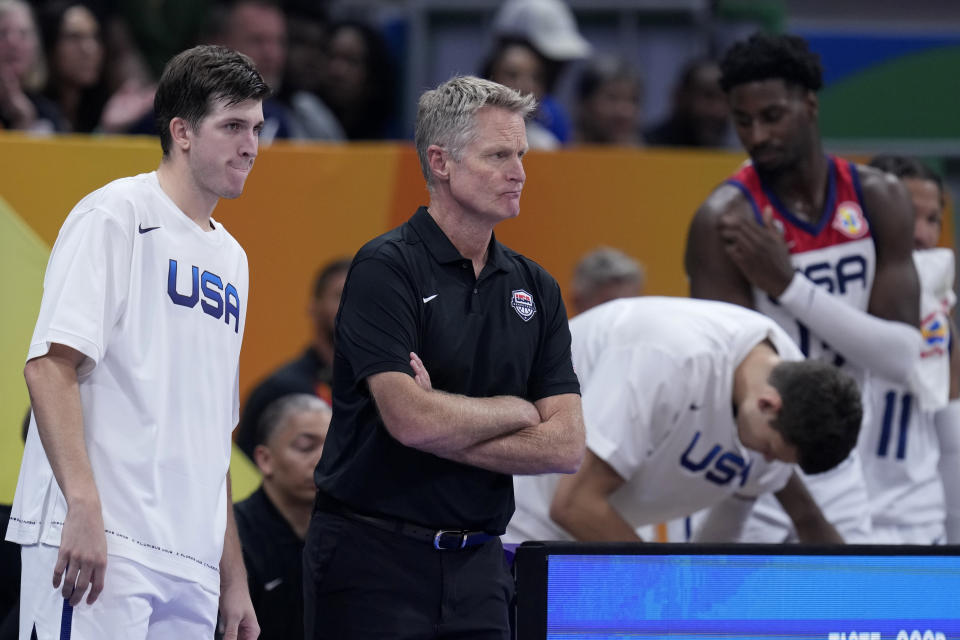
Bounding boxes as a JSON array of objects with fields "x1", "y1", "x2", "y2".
[{"x1": 7, "y1": 134, "x2": 938, "y2": 501}]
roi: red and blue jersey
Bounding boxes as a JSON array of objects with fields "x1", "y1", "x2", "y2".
[{"x1": 726, "y1": 156, "x2": 876, "y2": 376}]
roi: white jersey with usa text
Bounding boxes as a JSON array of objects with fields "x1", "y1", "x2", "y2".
[
  {"x1": 504, "y1": 297, "x2": 796, "y2": 544},
  {"x1": 6, "y1": 172, "x2": 248, "y2": 594},
  {"x1": 856, "y1": 249, "x2": 955, "y2": 539},
  {"x1": 726, "y1": 158, "x2": 875, "y2": 543}
]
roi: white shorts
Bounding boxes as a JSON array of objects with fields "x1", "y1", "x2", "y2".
[{"x1": 19, "y1": 544, "x2": 219, "y2": 640}]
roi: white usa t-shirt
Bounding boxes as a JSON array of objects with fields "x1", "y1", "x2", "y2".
[
  {"x1": 6, "y1": 172, "x2": 248, "y2": 593},
  {"x1": 505, "y1": 297, "x2": 796, "y2": 543}
]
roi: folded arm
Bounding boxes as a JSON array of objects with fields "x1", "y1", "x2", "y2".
[
  {"x1": 448, "y1": 393, "x2": 585, "y2": 475},
  {"x1": 371, "y1": 353, "x2": 583, "y2": 474}
]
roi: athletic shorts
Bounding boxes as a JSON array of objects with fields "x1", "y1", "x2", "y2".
[{"x1": 19, "y1": 544, "x2": 219, "y2": 640}]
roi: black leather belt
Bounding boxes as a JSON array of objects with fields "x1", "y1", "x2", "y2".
[{"x1": 317, "y1": 494, "x2": 494, "y2": 551}]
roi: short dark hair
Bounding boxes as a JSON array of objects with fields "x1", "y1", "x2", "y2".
[
  {"x1": 719, "y1": 33, "x2": 823, "y2": 94},
  {"x1": 768, "y1": 360, "x2": 862, "y2": 474},
  {"x1": 155, "y1": 44, "x2": 270, "y2": 155},
  {"x1": 869, "y1": 154, "x2": 943, "y2": 193},
  {"x1": 312, "y1": 257, "x2": 352, "y2": 299}
]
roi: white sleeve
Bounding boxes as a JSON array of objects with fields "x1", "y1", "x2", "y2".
[
  {"x1": 935, "y1": 399, "x2": 960, "y2": 543},
  {"x1": 27, "y1": 207, "x2": 133, "y2": 376},
  {"x1": 584, "y1": 347, "x2": 686, "y2": 482},
  {"x1": 777, "y1": 271, "x2": 921, "y2": 385}
]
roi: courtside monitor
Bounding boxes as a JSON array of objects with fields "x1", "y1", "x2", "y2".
[{"x1": 512, "y1": 542, "x2": 960, "y2": 640}]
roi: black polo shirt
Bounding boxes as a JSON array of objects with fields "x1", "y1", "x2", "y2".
[
  {"x1": 234, "y1": 487, "x2": 305, "y2": 640},
  {"x1": 314, "y1": 207, "x2": 580, "y2": 534}
]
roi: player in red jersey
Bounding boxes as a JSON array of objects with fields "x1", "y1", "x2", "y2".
[{"x1": 684, "y1": 32, "x2": 922, "y2": 543}]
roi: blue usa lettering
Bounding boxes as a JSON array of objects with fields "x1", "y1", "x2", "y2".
[
  {"x1": 679, "y1": 431, "x2": 752, "y2": 486},
  {"x1": 167, "y1": 259, "x2": 241, "y2": 333},
  {"x1": 803, "y1": 255, "x2": 867, "y2": 295}
]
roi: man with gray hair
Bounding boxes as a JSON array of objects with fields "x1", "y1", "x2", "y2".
[
  {"x1": 304, "y1": 75, "x2": 585, "y2": 639},
  {"x1": 571, "y1": 246, "x2": 645, "y2": 314}
]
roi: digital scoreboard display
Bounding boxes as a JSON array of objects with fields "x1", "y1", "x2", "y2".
[{"x1": 512, "y1": 543, "x2": 960, "y2": 640}]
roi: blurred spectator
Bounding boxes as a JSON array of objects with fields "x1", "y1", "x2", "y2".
[
  {"x1": 316, "y1": 19, "x2": 395, "y2": 140},
  {"x1": 283, "y1": 8, "x2": 325, "y2": 96},
  {"x1": 38, "y1": 2, "x2": 153, "y2": 133},
  {"x1": 208, "y1": 0, "x2": 342, "y2": 141},
  {"x1": 869, "y1": 154, "x2": 946, "y2": 250},
  {"x1": 235, "y1": 394, "x2": 331, "y2": 640},
  {"x1": 110, "y1": 0, "x2": 211, "y2": 80},
  {"x1": 236, "y1": 257, "x2": 350, "y2": 461},
  {"x1": 205, "y1": 0, "x2": 291, "y2": 142},
  {"x1": 279, "y1": 8, "x2": 343, "y2": 140},
  {"x1": 481, "y1": 36, "x2": 560, "y2": 149},
  {"x1": 0, "y1": 0, "x2": 61, "y2": 132},
  {"x1": 571, "y1": 246, "x2": 645, "y2": 315},
  {"x1": 644, "y1": 58, "x2": 732, "y2": 148},
  {"x1": 574, "y1": 55, "x2": 644, "y2": 146},
  {"x1": 490, "y1": 0, "x2": 591, "y2": 145}
]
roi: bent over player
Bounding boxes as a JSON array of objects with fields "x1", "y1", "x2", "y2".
[
  {"x1": 7, "y1": 45, "x2": 268, "y2": 639},
  {"x1": 505, "y1": 296, "x2": 861, "y2": 544}
]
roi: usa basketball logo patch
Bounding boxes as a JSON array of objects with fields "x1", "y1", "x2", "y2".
[
  {"x1": 832, "y1": 201, "x2": 868, "y2": 239},
  {"x1": 510, "y1": 289, "x2": 536, "y2": 322}
]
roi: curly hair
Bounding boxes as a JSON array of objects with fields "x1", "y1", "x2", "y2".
[
  {"x1": 768, "y1": 360, "x2": 862, "y2": 474},
  {"x1": 719, "y1": 32, "x2": 823, "y2": 94}
]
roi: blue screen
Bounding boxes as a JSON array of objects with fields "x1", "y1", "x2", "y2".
[{"x1": 546, "y1": 554, "x2": 960, "y2": 639}]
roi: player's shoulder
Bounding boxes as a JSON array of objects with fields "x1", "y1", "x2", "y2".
[
  {"x1": 848, "y1": 161, "x2": 913, "y2": 235},
  {"x1": 500, "y1": 243, "x2": 562, "y2": 290},
  {"x1": 850, "y1": 162, "x2": 904, "y2": 199},
  {"x1": 211, "y1": 219, "x2": 247, "y2": 257},
  {"x1": 696, "y1": 182, "x2": 751, "y2": 220},
  {"x1": 354, "y1": 224, "x2": 407, "y2": 263},
  {"x1": 68, "y1": 172, "x2": 156, "y2": 227}
]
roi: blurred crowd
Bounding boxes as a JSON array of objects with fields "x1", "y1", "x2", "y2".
[{"x1": 0, "y1": 0, "x2": 734, "y2": 149}]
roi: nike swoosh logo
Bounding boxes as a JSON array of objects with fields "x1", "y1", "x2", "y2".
[
  {"x1": 264, "y1": 578, "x2": 283, "y2": 591},
  {"x1": 138, "y1": 223, "x2": 161, "y2": 234},
  {"x1": 422, "y1": 294, "x2": 439, "y2": 303}
]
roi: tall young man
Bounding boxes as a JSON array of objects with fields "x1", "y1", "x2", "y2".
[
  {"x1": 7, "y1": 45, "x2": 268, "y2": 639},
  {"x1": 685, "y1": 33, "x2": 923, "y2": 542}
]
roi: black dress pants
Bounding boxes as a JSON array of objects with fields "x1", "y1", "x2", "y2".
[{"x1": 303, "y1": 511, "x2": 513, "y2": 640}]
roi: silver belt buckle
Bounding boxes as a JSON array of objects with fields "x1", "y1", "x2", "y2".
[{"x1": 433, "y1": 529, "x2": 467, "y2": 550}]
